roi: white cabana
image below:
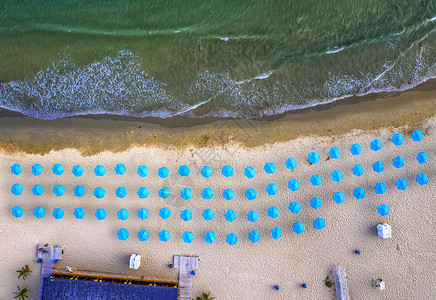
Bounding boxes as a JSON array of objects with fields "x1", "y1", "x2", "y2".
[
  {"x1": 377, "y1": 223, "x2": 391, "y2": 238},
  {"x1": 129, "y1": 254, "x2": 142, "y2": 269}
]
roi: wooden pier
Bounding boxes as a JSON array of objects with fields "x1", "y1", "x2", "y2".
[
  {"x1": 37, "y1": 244, "x2": 63, "y2": 300},
  {"x1": 173, "y1": 256, "x2": 198, "y2": 300}
]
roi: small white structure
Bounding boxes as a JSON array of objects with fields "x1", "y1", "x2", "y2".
[
  {"x1": 377, "y1": 223, "x2": 391, "y2": 238},
  {"x1": 129, "y1": 254, "x2": 141, "y2": 269},
  {"x1": 372, "y1": 279, "x2": 386, "y2": 290}
]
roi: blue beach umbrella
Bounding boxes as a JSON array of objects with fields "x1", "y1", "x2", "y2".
[
  {"x1": 114, "y1": 163, "x2": 126, "y2": 175},
  {"x1": 310, "y1": 174, "x2": 322, "y2": 186},
  {"x1": 226, "y1": 233, "x2": 238, "y2": 245},
  {"x1": 178, "y1": 165, "x2": 190, "y2": 176},
  {"x1": 159, "y1": 207, "x2": 171, "y2": 219},
  {"x1": 12, "y1": 206, "x2": 23, "y2": 218},
  {"x1": 117, "y1": 228, "x2": 129, "y2": 240},
  {"x1": 72, "y1": 165, "x2": 83, "y2": 177},
  {"x1": 417, "y1": 173, "x2": 428, "y2": 185},
  {"x1": 353, "y1": 187, "x2": 366, "y2": 199},
  {"x1": 313, "y1": 217, "x2": 326, "y2": 230},
  {"x1": 94, "y1": 165, "x2": 106, "y2": 176},
  {"x1": 225, "y1": 210, "x2": 237, "y2": 222},
  {"x1": 74, "y1": 208, "x2": 85, "y2": 219},
  {"x1": 396, "y1": 178, "x2": 408, "y2": 190},
  {"x1": 32, "y1": 164, "x2": 43, "y2": 176},
  {"x1": 392, "y1": 156, "x2": 405, "y2": 168},
  {"x1": 137, "y1": 187, "x2": 149, "y2": 199},
  {"x1": 52, "y1": 164, "x2": 64, "y2": 175},
  {"x1": 11, "y1": 183, "x2": 23, "y2": 196},
  {"x1": 32, "y1": 184, "x2": 44, "y2": 196},
  {"x1": 117, "y1": 208, "x2": 129, "y2": 220},
  {"x1": 116, "y1": 186, "x2": 127, "y2": 198},
  {"x1": 417, "y1": 152, "x2": 428, "y2": 164},
  {"x1": 350, "y1": 144, "x2": 362, "y2": 155},
  {"x1": 201, "y1": 166, "x2": 212, "y2": 178},
  {"x1": 377, "y1": 204, "x2": 389, "y2": 216},
  {"x1": 285, "y1": 157, "x2": 297, "y2": 170},
  {"x1": 95, "y1": 208, "x2": 107, "y2": 220},
  {"x1": 372, "y1": 161, "x2": 384, "y2": 173},
  {"x1": 94, "y1": 187, "x2": 105, "y2": 199},
  {"x1": 244, "y1": 166, "x2": 256, "y2": 178},
  {"x1": 352, "y1": 164, "x2": 364, "y2": 177},
  {"x1": 392, "y1": 133, "x2": 403, "y2": 146},
  {"x1": 374, "y1": 182, "x2": 387, "y2": 194},
  {"x1": 293, "y1": 222, "x2": 305, "y2": 234},
  {"x1": 333, "y1": 191, "x2": 345, "y2": 204},
  {"x1": 245, "y1": 188, "x2": 257, "y2": 200},
  {"x1": 223, "y1": 188, "x2": 235, "y2": 200},
  {"x1": 412, "y1": 130, "x2": 423, "y2": 141},
  {"x1": 329, "y1": 147, "x2": 341, "y2": 159},
  {"x1": 288, "y1": 179, "x2": 300, "y2": 191},
  {"x1": 266, "y1": 183, "x2": 278, "y2": 195},
  {"x1": 247, "y1": 210, "x2": 259, "y2": 222},
  {"x1": 138, "y1": 230, "x2": 149, "y2": 241},
  {"x1": 204, "y1": 231, "x2": 217, "y2": 243},
  {"x1": 138, "y1": 208, "x2": 149, "y2": 220},
  {"x1": 158, "y1": 187, "x2": 170, "y2": 199},
  {"x1": 310, "y1": 197, "x2": 322, "y2": 209},
  {"x1": 158, "y1": 167, "x2": 169, "y2": 178},
  {"x1": 10, "y1": 163, "x2": 21, "y2": 175},
  {"x1": 370, "y1": 139, "x2": 382, "y2": 151},
  {"x1": 270, "y1": 227, "x2": 282, "y2": 240},
  {"x1": 52, "y1": 208, "x2": 64, "y2": 219},
  {"x1": 159, "y1": 230, "x2": 171, "y2": 242},
  {"x1": 249, "y1": 230, "x2": 260, "y2": 243},
  {"x1": 137, "y1": 166, "x2": 149, "y2": 177},
  {"x1": 268, "y1": 206, "x2": 279, "y2": 219},
  {"x1": 182, "y1": 231, "x2": 194, "y2": 243},
  {"x1": 331, "y1": 170, "x2": 343, "y2": 182},
  {"x1": 181, "y1": 209, "x2": 192, "y2": 221},
  {"x1": 308, "y1": 152, "x2": 320, "y2": 164},
  {"x1": 222, "y1": 165, "x2": 234, "y2": 177},
  {"x1": 264, "y1": 162, "x2": 276, "y2": 174},
  {"x1": 289, "y1": 202, "x2": 302, "y2": 214},
  {"x1": 202, "y1": 209, "x2": 215, "y2": 221},
  {"x1": 33, "y1": 206, "x2": 45, "y2": 219},
  {"x1": 181, "y1": 188, "x2": 193, "y2": 200},
  {"x1": 201, "y1": 188, "x2": 214, "y2": 199},
  {"x1": 53, "y1": 185, "x2": 65, "y2": 196}
]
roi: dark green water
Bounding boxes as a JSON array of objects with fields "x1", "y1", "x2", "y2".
[{"x1": 0, "y1": 0, "x2": 435, "y2": 118}]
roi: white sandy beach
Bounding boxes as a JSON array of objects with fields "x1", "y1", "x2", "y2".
[{"x1": 1, "y1": 118, "x2": 435, "y2": 300}]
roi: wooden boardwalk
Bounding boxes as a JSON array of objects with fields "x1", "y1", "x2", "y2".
[
  {"x1": 37, "y1": 244, "x2": 62, "y2": 300},
  {"x1": 173, "y1": 256, "x2": 198, "y2": 300}
]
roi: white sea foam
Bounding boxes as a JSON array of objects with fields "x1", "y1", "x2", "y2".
[{"x1": 325, "y1": 46, "x2": 346, "y2": 54}]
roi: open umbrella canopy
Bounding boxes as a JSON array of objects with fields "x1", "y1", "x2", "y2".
[
  {"x1": 72, "y1": 165, "x2": 83, "y2": 177},
  {"x1": 266, "y1": 183, "x2": 278, "y2": 195},
  {"x1": 308, "y1": 152, "x2": 320, "y2": 164},
  {"x1": 11, "y1": 183, "x2": 23, "y2": 196},
  {"x1": 293, "y1": 222, "x2": 305, "y2": 234},
  {"x1": 53, "y1": 185, "x2": 65, "y2": 197},
  {"x1": 396, "y1": 178, "x2": 408, "y2": 190},
  {"x1": 158, "y1": 167, "x2": 169, "y2": 178},
  {"x1": 377, "y1": 204, "x2": 389, "y2": 216},
  {"x1": 74, "y1": 208, "x2": 85, "y2": 219},
  {"x1": 289, "y1": 202, "x2": 302, "y2": 213},
  {"x1": 53, "y1": 208, "x2": 64, "y2": 219},
  {"x1": 245, "y1": 188, "x2": 257, "y2": 200},
  {"x1": 264, "y1": 162, "x2": 276, "y2": 174},
  {"x1": 417, "y1": 173, "x2": 428, "y2": 185},
  {"x1": 285, "y1": 157, "x2": 297, "y2": 169},
  {"x1": 11, "y1": 163, "x2": 21, "y2": 175},
  {"x1": 204, "y1": 231, "x2": 216, "y2": 243},
  {"x1": 222, "y1": 165, "x2": 234, "y2": 177},
  {"x1": 353, "y1": 187, "x2": 366, "y2": 199},
  {"x1": 313, "y1": 217, "x2": 326, "y2": 230},
  {"x1": 181, "y1": 209, "x2": 192, "y2": 221},
  {"x1": 178, "y1": 165, "x2": 190, "y2": 176},
  {"x1": 138, "y1": 230, "x2": 149, "y2": 241},
  {"x1": 370, "y1": 139, "x2": 382, "y2": 151},
  {"x1": 270, "y1": 227, "x2": 282, "y2": 240},
  {"x1": 117, "y1": 208, "x2": 129, "y2": 220},
  {"x1": 95, "y1": 208, "x2": 107, "y2": 220},
  {"x1": 137, "y1": 166, "x2": 149, "y2": 177},
  {"x1": 247, "y1": 210, "x2": 259, "y2": 222},
  {"x1": 159, "y1": 207, "x2": 171, "y2": 219},
  {"x1": 94, "y1": 187, "x2": 106, "y2": 199},
  {"x1": 331, "y1": 170, "x2": 343, "y2": 182},
  {"x1": 226, "y1": 233, "x2": 238, "y2": 245},
  {"x1": 352, "y1": 164, "x2": 364, "y2": 177},
  {"x1": 32, "y1": 164, "x2": 43, "y2": 176},
  {"x1": 350, "y1": 144, "x2": 362, "y2": 155},
  {"x1": 412, "y1": 129, "x2": 423, "y2": 141},
  {"x1": 202, "y1": 209, "x2": 215, "y2": 221},
  {"x1": 181, "y1": 188, "x2": 193, "y2": 200},
  {"x1": 137, "y1": 187, "x2": 149, "y2": 199},
  {"x1": 417, "y1": 152, "x2": 428, "y2": 164},
  {"x1": 244, "y1": 166, "x2": 256, "y2": 178},
  {"x1": 114, "y1": 163, "x2": 126, "y2": 175},
  {"x1": 372, "y1": 161, "x2": 385, "y2": 173},
  {"x1": 201, "y1": 166, "x2": 212, "y2": 177},
  {"x1": 138, "y1": 208, "x2": 149, "y2": 220},
  {"x1": 158, "y1": 187, "x2": 170, "y2": 199},
  {"x1": 392, "y1": 133, "x2": 403, "y2": 146},
  {"x1": 329, "y1": 147, "x2": 341, "y2": 159},
  {"x1": 333, "y1": 191, "x2": 345, "y2": 204},
  {"x1": 374, "y1": 182, "x2": 387, "y2": 194},
  {"x1": 33, "y1": 206, "x2": 45, "y2": 218},
  {"x1": 288, "y1": 179, "x2": 300, "y2": 191},
  {"x1": 392, "y1": 156, "x2": 405, "y2": 168},
  {"x1": 12, "y1": 206, "x2": 23, "y2": 218},
  {"x1": 32, "y1": 184, "x2": 44, "y2": 196},
  {"x1": 116, "y1": 186, "x2": 127, "y2": 198},
  {"x1": 223, "y1": 188, "x2": 235, "y2": 200},
  {"x1": 268, "y1": 206, "x2": 279, "y2": 219},
  {"x1": 225, "y1": 210, "x2": 237, "y2": 222},
  {"x1": 52, "y1": 164, "x2": 64, "y2": 175},
  {"x1": 249, "y1": 230, "x2": 260, "y2": 243},
  {"x1": 182, "y1": 231, "x2": 194, "y2": 243},
  {"x1": 310, "y1": 174, "x2": 322, "y2": 186},
  {"x1": 159, "y1": 230, "x2": 171, "y2": 242},
  {"x1": 201, "y1": 188, "x2": 214, "y2": 199},
  {"x1": 117, "y1": 228, "x2": 129, "y2": 240},
  {"x1": 94, "y1": 165, "x2": 106, "y2": 176},
  {"x1": 310, "y1": 197, "x2": 322, "y2": 209}
]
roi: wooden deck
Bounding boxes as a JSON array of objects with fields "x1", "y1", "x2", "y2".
[
  {"x1": 37, "y1": 244, "x2": 63, "y2": 300},
  {"x1": 173, "y1": 256, "x2": 198, "y2": 300}
]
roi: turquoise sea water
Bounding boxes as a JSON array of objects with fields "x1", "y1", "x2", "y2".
[{"x1": 0, "y1": 0, "x2": 435, "y2": 119}]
